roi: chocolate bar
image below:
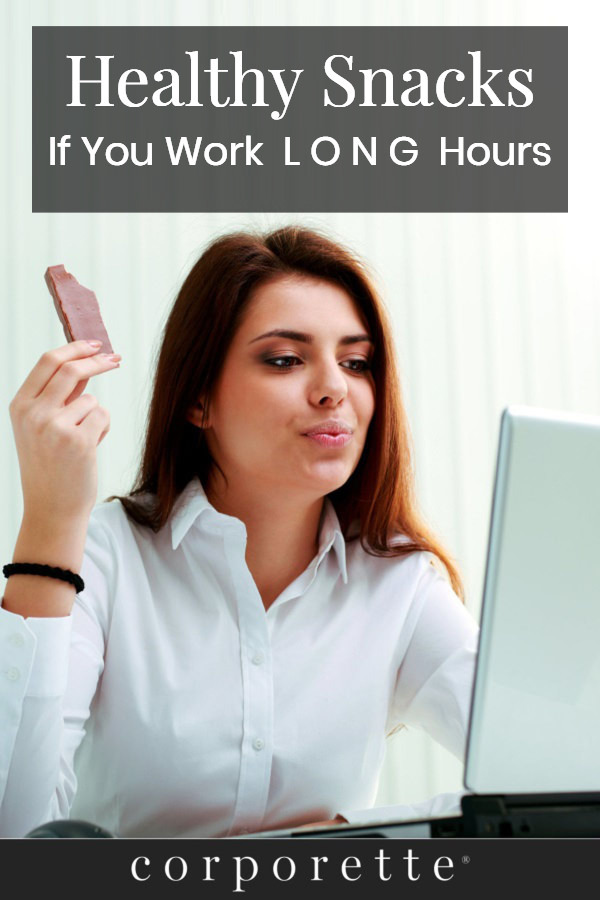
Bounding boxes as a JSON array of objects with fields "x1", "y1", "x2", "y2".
[{"x1": 44, "y1": 265, "x2": 113, "y2": 353}]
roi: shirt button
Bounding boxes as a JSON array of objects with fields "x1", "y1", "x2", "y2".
[
  {"x1": 253, "y1": 737, "x2": 264, "y2": 751},
  {"x1": 9, "y1": 633, "x2": 25, "y2": 648},
  {"x1": 6, "y1": 667, "x2": 20, "y2": 682},
  {"x1": 251, "y1": 651, "x2": 264, "y2": 665}
]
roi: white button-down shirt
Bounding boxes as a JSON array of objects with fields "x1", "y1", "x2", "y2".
[{"x1": 0, "y1": 477, "x2": 478, "y2": 838}]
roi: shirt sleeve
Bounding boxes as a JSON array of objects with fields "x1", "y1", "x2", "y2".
[
  {"x1": 389, "y1": 560, "x2": 479, "y2": 758},
  {"x1": 339, "y1": 557, "x2": 479, "y2": 826},
  {"x1": 0, "y1": 511, "x2": 112, "y2": 837}
]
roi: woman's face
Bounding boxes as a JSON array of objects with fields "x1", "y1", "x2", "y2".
[{"x1": 193, "y1": 275, "x2": 376, "y2": 502}]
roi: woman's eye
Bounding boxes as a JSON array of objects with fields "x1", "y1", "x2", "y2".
[
  {"x1": 264, "y1": 356, "x2": 371, "y2": 372},
  {"x1": 341, "y1": 358, "x2": 371, "y2": 373},
  {"x1": 265, "y1": 356, "x2": 302, "y2": 368}
]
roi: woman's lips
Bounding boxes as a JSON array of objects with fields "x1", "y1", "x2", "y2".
[
  {"x1": 302, "y1": 419, "x2": 353, "y2": 448},
  {"x1": 303, "y1": 432, "x2": 352, "y2": 448}
]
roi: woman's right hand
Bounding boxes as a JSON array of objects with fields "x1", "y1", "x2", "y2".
[{"x1": 8, "y1": 340, "x2": 122, "y2": 527}]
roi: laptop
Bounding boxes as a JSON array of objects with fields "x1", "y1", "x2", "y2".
[{"x1": 252, "y1": 406, "x2": 600, "y2": 838}]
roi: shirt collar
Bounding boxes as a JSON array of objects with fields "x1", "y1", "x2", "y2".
[
  {"x1": 170, "y1": 477, "x2": 348, "y2": 584},
  {"x1": 170, "y1": 477, "x2": 213, "y2": 550},
  {"x1": 315, "y1": 494, "x2": 349, "y2": 584}
]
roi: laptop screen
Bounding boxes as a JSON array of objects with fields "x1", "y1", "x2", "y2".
[{"x1": 465, "y1": 406, "x2": 600, "y2": 794}]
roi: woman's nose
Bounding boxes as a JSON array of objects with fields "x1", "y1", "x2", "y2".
[{"x1": 308, "y1": 359, "x2": 348, "y2": 407}]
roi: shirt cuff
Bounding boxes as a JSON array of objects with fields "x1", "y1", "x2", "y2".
[
  {"x1": 338, "y1": 790, "x2": 468, "y2": 826},
  {"x1": 0, "y1": 606, "x2": 73, "y2": 697}
]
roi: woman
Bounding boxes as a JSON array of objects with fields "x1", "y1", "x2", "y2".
[{"x1": 0, "y1": 226, "x2": 477, "y2": 838}]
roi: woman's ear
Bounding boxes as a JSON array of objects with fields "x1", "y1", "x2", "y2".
[{"x1": 186, "y1": 399, "x2": 209, "y2": 429}]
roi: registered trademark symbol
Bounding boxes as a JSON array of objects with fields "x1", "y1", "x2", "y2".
[{"x1": 462, "y1": 856, "x2": 470, "y2": 864}]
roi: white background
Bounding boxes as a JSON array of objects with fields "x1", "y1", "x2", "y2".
[{"x1": 1, "y1": 0, "x2": 597, "y2": 808}]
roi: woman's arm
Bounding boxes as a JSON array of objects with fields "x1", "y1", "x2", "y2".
[
  {"x1": 0, "y1": 340, "x2": 120, "y2": 834},
  {"x1": 0, "y1": 513, "x2": 111, "y2": 837},
  {"x1": 388, "y1": 561, "x2": 479, "y2": 759},
  {"x1": 4, "y1": 339, "x2": 119, "y2": 619},
  {"x1": 336, "y1": 557, "x2": 479, "y2": 826},
  {"x1": 2, "y1": 516, "x2": 89, "y2": 619}
]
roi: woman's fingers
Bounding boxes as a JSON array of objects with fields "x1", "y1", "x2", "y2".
[
  {"x1": 55, "y1": 393, "x2": 100, "y2": 426},
  {"x1": 54, "y1": 391, "x2": 113, "y2": 446},
  {"x1": 38, "y1": 351, "x2": 121, "y2": 408},
  {"x1": 17, "y1": 340, "x2": 107, "y2": 400},
  {"x1": 55, "y1": 394, "x2": 111, "y2": 447},
  {"x1": 77, "y1": 403, "x2": 111, "y2": 446},
  {"x1": 64, "y1": 377, "x2": 91, "y2": 406},
  {"x1": 9, "y1": 341, "x2": 120, "y2": 527}
]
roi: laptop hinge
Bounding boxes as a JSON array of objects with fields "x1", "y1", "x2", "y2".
[{"x1": 461, "y1": 792, "x2": 600, "y2": 837}]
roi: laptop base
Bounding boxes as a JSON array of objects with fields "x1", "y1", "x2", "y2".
[
  {"x1": 460, "y1": 792, "x2": 600, "y2": 838},
  {"x1": 291, "y1": 793, "x2": 600, "y2": 839}
]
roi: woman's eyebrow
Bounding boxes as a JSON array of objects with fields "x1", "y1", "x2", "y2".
[{"x1": 249, "y1": 329, "x2": 374, "y2": 346}]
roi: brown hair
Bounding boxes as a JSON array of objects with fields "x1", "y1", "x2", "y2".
[{"x1": 109, "y1": 225, "x2": 463, "y2": 598}]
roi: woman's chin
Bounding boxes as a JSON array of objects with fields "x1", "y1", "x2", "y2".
[{"x1": 302, "y1": 460, "x2": 354, "y2": 494}]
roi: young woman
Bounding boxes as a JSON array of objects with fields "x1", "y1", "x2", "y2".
[{"x1": 0, "y1": 226, "x2": 477, "y2": 838}]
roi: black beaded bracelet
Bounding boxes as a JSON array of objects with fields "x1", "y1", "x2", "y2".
[{"x1": 2, "y1": 563, "x2": 85, "y2": 594}]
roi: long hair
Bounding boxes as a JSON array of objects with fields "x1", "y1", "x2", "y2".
[{"x1": 108, "y1": 225, "x2": 463, "y2": 598}]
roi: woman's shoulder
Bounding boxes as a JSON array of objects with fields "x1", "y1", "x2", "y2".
[
  {"x1": 79, "y1": 497, "x2": 158, "y2": 623},
  {"x1": 87, "y1": 495, "x2": 152, "y2": 548},
  {"x1": 88, "y1": 496, "x2": 127, "y2": 533},
  {"x1": 347, "y1": 533, "x2": 444, "y2": 590},
  {"x1": 341, "y1": 539, "x2": 467, "y2": 637}
]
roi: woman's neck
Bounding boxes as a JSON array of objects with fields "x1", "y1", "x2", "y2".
[{"x1": 205, "y1": 473, "x2": 324, "y2": 609}]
